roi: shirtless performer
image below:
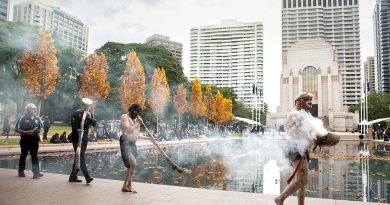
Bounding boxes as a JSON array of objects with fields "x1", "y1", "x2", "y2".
[
  {"x1": 274, "y1": 92, "x2": 327, "y2": 205},
  {"x1": 120, "y1": 103, "x2": 142, "y2": 193}
]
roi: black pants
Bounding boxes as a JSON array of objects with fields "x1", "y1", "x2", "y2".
[
  {"x1": 18, "y1": 138, "x2": 40, "y2": 174},
  {"x1": 69, "y1": 139, "x2": 91, "y2": 180}
]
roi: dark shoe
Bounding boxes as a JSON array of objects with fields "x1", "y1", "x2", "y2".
[
  {"x1": 86, "y1": 177, "x2": 93, "y2": 184},
  {"x1": 69, "y1": 179, "x2": 82, "y2": 183},
  {"x1": 18, "y1": 172, "x2": 26, "y2": 177},
  {"x1": 33, "y1": 173, "x2": 44, "y2": 179}
]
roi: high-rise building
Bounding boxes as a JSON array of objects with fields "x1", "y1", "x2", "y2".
[
  {"x1": 282, "y1": 0, "x2": 361, "y2": 105},
  {"x1": 190, "y1": 19, "x2": 264, "y2": 115},
  {"x1": 0, "y1": 0, "x2": 10, "y2": 21},
  {"x1": 145, "y1": 34, "x2": 183, "y2": 64},
  {"x1": 374, "y1": 0, "x2": 390, "y2": 93},
  {"x1": 364, "y1": 56, "x2": 376, "y2": 94},
  {"x1": 13, "y1": 0, "x2": 89, "y2": 55}
]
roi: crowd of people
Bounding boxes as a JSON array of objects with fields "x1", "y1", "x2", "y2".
[{"x1": 372, "y1": 128, "x2": 390, "y2": 141}]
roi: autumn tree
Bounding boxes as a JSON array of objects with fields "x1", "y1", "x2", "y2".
[
  {"x1": 79, "y1": 52, "x2": 110, "y2": 105},
  {"x1": 149, "y1": 68, "x2": 170, "y2": 133},
  {"x1": 173, "y1": 83, "x2": 188, "y2": 127},
  {"x1": 222, "y1": 98, "x2": 233, "y2": 123},
  {"x1": 212, "y1": 90, "x2": 225, "y2": 123},
  {"x1": 21, "y1": 31, "x2": 58, "y2": 115},
  {"x1": 119, "y1": 51, "x2": 146, "y2": 111},
  {"x1": 204, "y1": 84, "x2": 214, "y2": 121},
  {"x1": 190, "y1": 78, "x2": 205, "y2": 118}
]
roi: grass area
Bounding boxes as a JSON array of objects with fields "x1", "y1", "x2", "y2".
[
  {"x1": 230, "y1": 132, "x2": 243, "y2": 138},
  {"x1": 0, "y1": 138, "x2": 52, "y2": 146},
  {"x1": 48, "y1": 123, "x2": 72, "y2": 135}
]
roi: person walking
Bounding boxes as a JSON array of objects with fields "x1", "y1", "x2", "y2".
[
  {"x1": 119, "y1": 103, "x2": 142, "y2": 193},
  {"x1": 15, "y1": 103, "x2": 44, "y2": 178},
  {"x1": 68, "y1": 98, "x2": 96, "y2": 184},
  {"x1": 274, "y1": 92, "x2": 329, "y2": 205},
  {"x1": 2, "y1": 115, "x2": 11, "y2": 139}
]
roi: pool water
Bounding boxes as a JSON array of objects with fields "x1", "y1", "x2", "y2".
[{"x1": 1, "y1": 138, "x2": 390, "y2": 203}]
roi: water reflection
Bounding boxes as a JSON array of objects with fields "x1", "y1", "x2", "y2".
[{"x1": 0, "y1": 140, "x2": 390, "y2": 203}]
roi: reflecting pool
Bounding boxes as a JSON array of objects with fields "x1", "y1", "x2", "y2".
[{"x1": 0, "y1": 138, "x2": 390, "y2": 203}]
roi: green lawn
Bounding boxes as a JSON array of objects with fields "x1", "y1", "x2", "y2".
[
  {"x1": 0, "y1": 123, "x2": 72, "y2": 146},
  {"x1": 47, "y1": 123, "x2": 72, "y2": 136}
]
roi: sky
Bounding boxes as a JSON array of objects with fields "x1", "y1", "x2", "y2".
[{"x1": 11, "y1": 0, "x2": 377, "y2": 112}]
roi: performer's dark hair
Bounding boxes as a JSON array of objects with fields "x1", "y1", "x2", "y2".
[{"x1": 128, "y1": 103, "x2": 142, "y2": 112}]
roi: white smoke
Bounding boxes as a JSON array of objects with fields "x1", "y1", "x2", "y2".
[{"x1": 285, "y1": 109, "x2": 328, "y2": 155}]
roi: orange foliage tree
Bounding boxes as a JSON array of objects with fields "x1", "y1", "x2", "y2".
[
  {"x1": 204, "y1": 84, "x2": 214, "y2": 121},
  {"x1": 173, "y1": 83, "x2": 188, "y2": 127},
  {"x1": 79, "y1": 52, "x2": 110, "y2": 104},
  {"x1": 21, "y1": 31, "x2": 59, "y2": 115},
  {"x1": 212, "y1": 90, "x2": 225, "y2": 122},
  {"x1": 211, "y1": 90, "x2": 234, "y2": 123},
  {"x1": 222, "y1": 98, "x2": 233, "y2": 123},
  {"x1": 149, "y1": 68, "x2": 170, "y2": 133},
  {"x1": 189, "y1": 78, "x2": 205, "y2": 118},
  {"x1": 119, "y1": 51, "x2": 146, "y2": 111}
]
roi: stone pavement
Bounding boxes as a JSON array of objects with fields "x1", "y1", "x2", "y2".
[{"x1": 0, "y1": 168, "x2": 384, "y2": 205}]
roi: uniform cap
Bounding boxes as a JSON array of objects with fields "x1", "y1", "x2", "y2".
[{"x1": 81, "y1": 98, "x2": 93, "y2": 106}]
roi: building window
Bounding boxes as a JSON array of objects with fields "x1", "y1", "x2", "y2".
[
  {"x1": 288, "y1": 0, "x2": 291, "y2": 8},
  {"x1": 333, "y1": 0, "x2": 337, "y2": 6},
  {"x1": 319, "y1": 0, "x2": 322, "y2": 6},
  {"x1": 302, "y1": 66, "x2": 318, "y2": 100},
  {"x1": 339, "y1": 0, "x2": 342, "y2": 6},
  {"x1": 308, "y1": 0, "x2": 311, "y2": 6},
  {"x1": 329, "y1": 0, "x2": 332, "y2": 6},
  {"x1": 303, "y1": 0, "x2": 306, "y2": 7},
  {"x1": 354, "y1": 0, "x2": 357, "y2": 5},
  {"x1": 349, "y1": 0, "x2": 352, "y2": 5},
  {"x1": 313, "y1": 0, "x2": 316, "y2": 6},
  {"x1": 344, "y1": 0, "x2": 347, "y2": 5},
  {"x1": 298, "y1": 0, "x2": 301, "y2": 7},
  {"x1": 293, "y1": 0, "x2": 296, "y2": 7},
  {"x1": 283, "y1": 0, "x2": 287, "y2": 8}
]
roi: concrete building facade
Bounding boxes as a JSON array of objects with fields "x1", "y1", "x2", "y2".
[
  {"x1": 145, "y1": 34, "x2": 183, "y2": 64},
  {"x1": 268, "y1": 39, "x2": 359, "y2": 132},
  {"x1": 364, "y1": 56, "x2": 376, "y2": 94},
  {"x1": 374, "y1": 0, "x2": 390, "y2": 93},
  {"x1": 282, "y1": 0, "x2": 361, "y2": 105},
  {"x1": 189, "y1": 19, "x2": 264, "y2": 116},
  {"x1": 0, "y1": 0, "x2": 10, "y2": 21},
  {"x1": 13, "y1": 0, "x2": 89, "y2": 55}
]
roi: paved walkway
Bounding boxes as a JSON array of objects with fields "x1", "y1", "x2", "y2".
[{"x1": 0, "y1": 168, "x2": 383, "y2": 205}]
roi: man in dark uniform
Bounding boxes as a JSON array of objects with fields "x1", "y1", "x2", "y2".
[
  {"x1": 15, "y1": 103, "x2": 44, "y2": 178},
  {"x1": 69, "y1": 98, "x2": 97, "y2": 184}
]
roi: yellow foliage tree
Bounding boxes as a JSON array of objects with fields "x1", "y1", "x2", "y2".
[
  {"x1": 174, "y1": 83, "x2": 188, "y2": 128},
  {"x1": 190, "y1": 78, "x2": 205, "y2": 118},
  {"x1": 79, "y1": 52, "x2": 110, "y2": 104},
  {"x1": 149, "y1": 68, "x2": 170, "y2": 114},
  {"x1": 21, "y1": 31, "x2": 59, "y2": 115},
  {"x1": 204, "y1": 84, "x2": 214, "y2": 120},
  {"x1": 212, "y1": 90, "x2": 225, "y2": 122},
  {"x1": 174, "y1": 83, "x2": 187, "y2": 114},
  {"x1": 222, "y1": 98, "x2": 234, "y2": 123},
  {"x1": 119, "y1": 51, "x2": 146, "y2": 111}
]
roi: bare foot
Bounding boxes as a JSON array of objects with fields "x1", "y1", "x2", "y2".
[
  {"x1": 274, "y1": 197, "x2": 283, "y2": 205},
  {"x1": 126, "y1": 185, "x2": 137, "y2": 193},
  {"x1": 121, "y1": 187, "x2": 132, "y2": 192}
]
